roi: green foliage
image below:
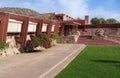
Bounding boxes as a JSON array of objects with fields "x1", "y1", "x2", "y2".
[
  {"x1": 91, "y1": 17, "x2": 119, "y2": 24},
  {"x1": 0, "y1": 42, "x2": 8, "y2": 51},
  {"x1": 91, "y1": 17, "x2": 100, "y2": 24},
  {"x1": 38, "y1": 33, "x2": 51, "y2": 48},
  {"x1": 22, "y1": 33, "x2": 52, "y2": 52},
  {"x1": 100, "y1": 18, "x2": 107, "y2": 24},
  {"x1": 50, "y1": 33, "x2": 60, "y2": 43},
  {"x1": 31, "y1": 37, "x2": 40, "y2": 47},
  {"x1": 55, "y1": 46, "x2": 120, "y2": 78},
  {"x1": 106, "y1": 18, "x2": 119, "y2": 24}
]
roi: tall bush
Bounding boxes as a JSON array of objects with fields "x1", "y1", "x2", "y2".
[
  {"x1": 38, "y1": 33, "x2": 51, "y2": 48},
  {"x1": 50, "y1": 32, "x2": 60, "y2": 43},
  {"x1": 22, "y1": 40, "x2": 34, "y2": 52},
  {"x1": 31, "y1": 37, "x2": 40, "y2": 47}
]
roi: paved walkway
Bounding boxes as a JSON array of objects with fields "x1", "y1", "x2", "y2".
[{"x1": 0, "y1": 44, "x2": 86, "y2": 78}]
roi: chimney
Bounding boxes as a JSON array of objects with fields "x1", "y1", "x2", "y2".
[{"x1": 85, "y1": 15, "x2": 90, "y2": 24}]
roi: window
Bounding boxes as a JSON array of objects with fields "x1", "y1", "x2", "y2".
[
  {"x1": 28, "y1": 22, "x2": 37, "y2": 32},
  {"x1": 8, "y1": 19, "x2": 22, "y2": 32},
  {"x1": 42, "y1": 24, "x2": 48, "y2": 32},
  {"x1": 51, "y1": 25, "x2": 55, "y2": 32}
]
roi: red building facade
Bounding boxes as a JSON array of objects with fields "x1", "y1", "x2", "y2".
[
  {"x1": 0, "y1": 11, "x2": 120, "y2": 46},
  {"x1": 0, "y1": 12, "x2": 59, "y2": 46}
]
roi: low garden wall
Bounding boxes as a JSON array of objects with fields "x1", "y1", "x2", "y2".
[{"x1": 83, "y1": 28, "x2": 120, "y2": 38}]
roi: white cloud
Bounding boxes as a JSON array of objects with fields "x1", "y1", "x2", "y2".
[
  {"x1": 56, "y1": 0, "x2": 120, "y2": 21},
  {"x1": 17, "y1": 0, "x2": 89, "y2": 19},
  {"x1": 0, "y1": 0, "x2": 120, "y2": 21},
  {"x1": 21, "y1": 0, "x2": 57, "y2": 13},
  {"x1": 89, "y1": 7, "x2": 120, "y2": 21},
  {"x1": 57, "y1": 0, "x2": 88, "y2": 19}
]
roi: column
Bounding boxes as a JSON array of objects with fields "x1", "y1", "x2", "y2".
[
  {"x1": 46, "y1": 22, "x2": 52, "y2": 37},
  {"x1": 54, "y1": 22, "x2": 60, "y2": 33},
  {"x1": 20, "y1": 17, "x2": 29, "y2": 46},
  {"x1": 36, "y1": 20, "x2": 43, "y2": 36},
  {"x1": 0, "y1": 13, "x2": 9, "y2": 42},
  {"x1": 60, "y1": 23, "x2": 65, "y2": 36}
]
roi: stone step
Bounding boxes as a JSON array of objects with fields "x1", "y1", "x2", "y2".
[{"x1": 77, "y1": 37, "x2": 120, "y2": 45}]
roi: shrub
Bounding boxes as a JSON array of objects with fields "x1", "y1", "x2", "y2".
[
  {"x1": 50, "y1": 32, "x2": 60, "y2": 43},
  {"x1": 38, "y1": 33, "x2": 51, "y2": 48},
  {"x1": 20, "y1": 40, "x2": 34, "y2": 52},
  {"x1": 31, "y1": 37, "x2": 40, "y2": 47},
  {"x1": 0, "y1": 42, "x2": 8, "y2": 51}
]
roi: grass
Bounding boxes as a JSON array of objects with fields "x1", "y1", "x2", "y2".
[{"x1": 55, "y1": 46, "x2": 120, "y2": 78}]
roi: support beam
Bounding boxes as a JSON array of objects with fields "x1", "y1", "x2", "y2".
[
  {"x1": 46, "y1": 22, "x2": 52, "y2": 37},
  {"x1": 60, "y1": 23, "x2": 65, "y2": 36},
  {"x1": 54, "y1": 22, "x2": 60, "y2": 33},
  {"x1": 36, "y1": 20, "x2": 43, "y2": 36},
  {"x1": 0, "y1": 13, "x2": 9, "y2": 42},
  {"x1": 20, "y1": 17, "x2": 29, "y2": 46}
]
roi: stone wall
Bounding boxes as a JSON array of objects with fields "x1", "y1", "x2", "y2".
[
  {"x1": 84, "y1": 28, "x2": 120, "y2": 38},
  {"x1": 2, "y1": 36, "x2": 21, "y2": 56}
]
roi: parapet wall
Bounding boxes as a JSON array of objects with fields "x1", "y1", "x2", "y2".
[{"x1": 84, "y1": 28, "x2": 120, "y2": 38}]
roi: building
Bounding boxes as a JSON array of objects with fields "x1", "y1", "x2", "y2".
[
  {"x1": 0, "y1": 8, "x2": 87, "y2": 46},
  {"x1": 0, "y1": 8, "x2": 120, "y2": 47},
  {"x1": 0, "y1": 12, "x2": 59, "y2": 46}
]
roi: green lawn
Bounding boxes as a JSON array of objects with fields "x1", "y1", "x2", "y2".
[{"x1": 55, "y1": 46, "x2": 120, "y2": 78}]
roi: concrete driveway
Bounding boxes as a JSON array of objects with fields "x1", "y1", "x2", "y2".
[{"x1": 0, "y1": 44, "x2": 86, "y2": 78}]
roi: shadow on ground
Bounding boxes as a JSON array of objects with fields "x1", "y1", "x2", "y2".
[
  {"x1": 24, "y1": 50, "x2": 43, "y2": 53},
  {"x1": 91, "y1": 59, "x2": 120, "y2": 67}
]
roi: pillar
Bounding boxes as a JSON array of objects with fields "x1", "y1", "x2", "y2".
[
  {"x1": 36, "y1": 20, "x2": 43, "y2": 36},
  {"x1": 60, "y1": 23, "x2": 65, "y2": 36},
  {"x1": 20, "y1": 17, "x2": 29, "y2": 46},
  {"x1": 54, "y1": 22, "x2": 60, "y2": 33},
  {"x1": 0, "y1": 13, "x2": 9, "y2": 42},
  {"x1": 46, "y1": 22, "x2": 52, "y2": 37}
]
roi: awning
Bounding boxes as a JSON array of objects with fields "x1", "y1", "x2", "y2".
[{"x1": 73, "y1": 22, "x2": 81, "y2": 25}]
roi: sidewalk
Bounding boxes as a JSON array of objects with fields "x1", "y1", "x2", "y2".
[{"x1": 0, "y1": 44, "x2": 86, "y2": 78}]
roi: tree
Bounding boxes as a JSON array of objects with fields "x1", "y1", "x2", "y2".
[
  {"x1": 106, "y1": 18, "x2": 119, "y2": 24},
  {"x1": 99, "y1": 18, "x2": 107, "y2": 24},
  {"x1": 50, "y1": 32, "x2": 60, "y2": 43},
  {"x1": 91, "y1": 17, "x2": 119, "y2": 24},
  {"x1": 91, "y1": 17, "x2": 101, "y2": 24}
]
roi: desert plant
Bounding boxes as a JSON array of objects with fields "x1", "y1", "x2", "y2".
[
  {"x1": 0, "y1": 42, "x2": 8, "y2": 51},
  {"x1": 21, "y1": 40, "x2": 34, "y2": 52},
  {"x1": 38, "y1": 33, "x2": 51, "y2": 48},
  {"x1": 50, "y1": 32, "x2": 60, "y2": 43},
  {"x1": 31, "y1": 37, "x2": 40, "y2": 47}
]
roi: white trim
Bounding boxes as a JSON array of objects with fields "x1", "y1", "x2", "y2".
[
  {"x1": 9, "y1": 19, "x2": 23, "y2": 24},
  {"x1": 29, "y1": 22, "x2": 37, "y2": 25}
]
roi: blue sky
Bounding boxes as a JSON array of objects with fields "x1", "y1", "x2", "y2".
[{"x1": 0, "y1": 0, "x2": 120, "y2": 21}]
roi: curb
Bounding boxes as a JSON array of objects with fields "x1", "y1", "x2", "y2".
[{"x1": 38, "y1": 44, "x2": 86, "y2": 78}]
